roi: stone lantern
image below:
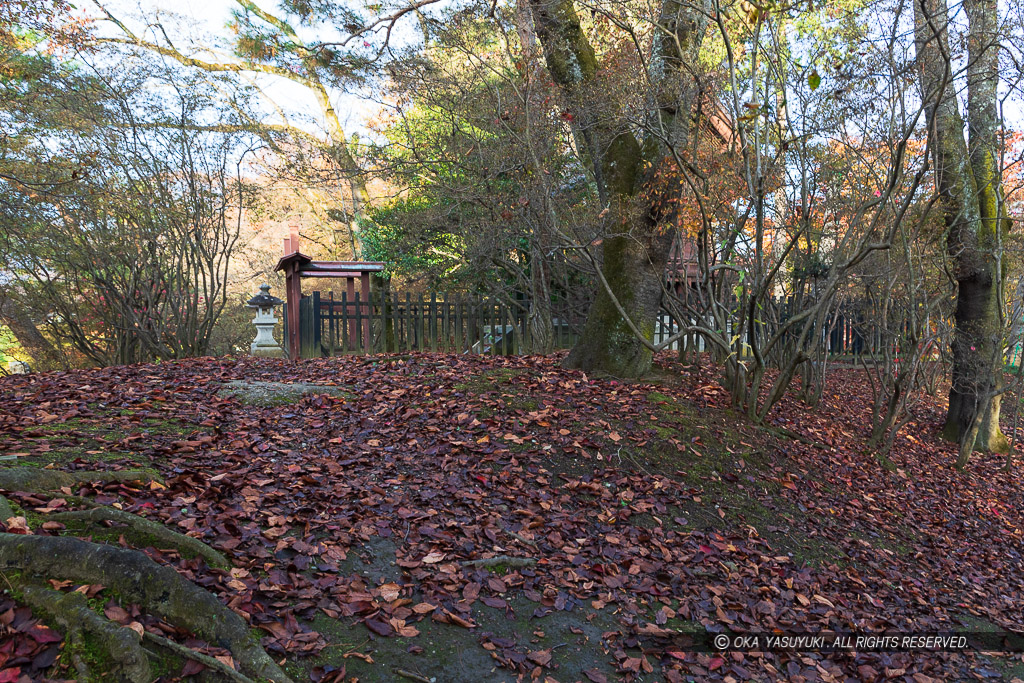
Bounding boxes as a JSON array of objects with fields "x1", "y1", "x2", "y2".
[{"x1": 247, "y1": 284, "x2": 285, "y2": 358}]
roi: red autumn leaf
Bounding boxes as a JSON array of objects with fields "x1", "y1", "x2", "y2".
[
  {"x1": 365, "y1": 619, "x2": 393, "y2": 637},
  {"x1": 103, "y1": 605, "x2": 131, "y2": 624},
  {"x1": 181, "y1": 660, "x2": 207, "y2": 676},
  {"x1": 27, "y1": 625, "x2": 62, "y2": 644},
  {"x1": 2, "y1": 350, "x2": 1023, "y2": 681}
]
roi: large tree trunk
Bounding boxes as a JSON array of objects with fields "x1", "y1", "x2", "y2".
[
  {"x1": 942, "y1": 275, "x2": 1009, "y2": 454},
  {"x1": 914, "y1": 0, "x2": 1009, "y2": 455},
  {"x1": 565, "y1": 232, "x2": 673, "y2": 375},
  {"x1": 527, "y1": 0, "x2": 707, "y2": 377}
]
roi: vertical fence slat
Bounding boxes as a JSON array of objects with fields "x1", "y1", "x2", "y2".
[
  {"x1": 478, "y1": 296, "x2": 486, "y2": 355},
  {"x1": 312, "y1": 291, "x2": 321, "y2": 357},
  {"x1": 442, "y1": 292, "x2": 449, "y2": 353},
  {"x1": 414, "y1": 294, "x2": 422, "y2": 354},
  {"x1": 502, "y1": 302, "x2": 510, "y2": 355},
  {"x1": 488, "y1": 300, "x2": 496, "y2": 356},
  {"x1": 379, "y1": 289, "x2": 388, "y2": 353},
  {"x1": 354, "y1": 291, "x2": 364, "y2": 354},
  {"x1": 556, "y1": 296, "x2": 563, "y2": 349},
  {"x1": 476, "y1": 295, "x2": 484, "y2": 355},
  {"x1": 456, "y1": 297, "x2": 465, "y2": 353},
  {"x1": 391, "y1": 291, "x2": 400, "y2": 353},
  {"x1": 340, "y1": 291, "x2": 349, "y2": 353},
  {"x1": 404, "y1": 293, "x2": 412, "y2": 353},
  {"x1": 519, "y1": 303, "x2": 527, "y2": 354},
  {"x1": 392, "y1": 291, "x2": 399, "y2": 353},
  {"x1": 364, "y1": 290, "x2": 371, "y2": 353},
  {"x1": 373, "y1": 289, "x2": 380, "y2": 353},
  {"x1": 429, "y1": 292, "x2": 437, "y2": 353},
  {"x1": 329, "y1": 290, "x2": 336, "y2": 357}
]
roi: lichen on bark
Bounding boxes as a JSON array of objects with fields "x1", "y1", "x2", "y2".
[{"x1": 527, "y1": 0, "x2": 709, "y2": 378}]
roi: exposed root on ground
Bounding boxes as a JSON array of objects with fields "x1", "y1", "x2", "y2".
[
  {"x1": 461, "y1": 555, "x2": 537, "y2": 568},
  {"x1": 0, "y1": 495, "x2": 14, "y2": 522},
  {"x1": 19, "y1": 583, "x2": 152, "y2": 682},
  {"x1": 143, "y1": 630, "x2": 258, "y2": 683},
  {"x1": 47, "y1": 506, "x2": 230, "y2": 569},
  {"x1": 0, "y1": 468, "x2": 161, "y2": 492},
  {"x1": 0, "y1": 534, "x2": 292, "y2": 682},
  {"x1": 0, "y1": 467, "x2": 286, "y2": 682}
]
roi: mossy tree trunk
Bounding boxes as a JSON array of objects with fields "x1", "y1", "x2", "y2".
[
  {"x1": 566, "y1": 231, "x2": 674, "y2": 376},
  {"x1": 915, "y1": 0, "x2": 1009, "y2": 459},
  {"x1": 527, "y1": 0, "x2": 709, "y2": 377}
]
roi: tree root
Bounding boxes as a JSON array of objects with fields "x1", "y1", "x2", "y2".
[
  {"x1": 143, "y1": 630, "x2": 257, "y2": 683},
  {"x1": 19, "y1": 583, "x2": 152, "y2": 683},
  {"x1": 0, "y1": 468, "x2": 161, "y2": 492},
  {"x1": 47, "y1": 507, "x2": 230, "y2": 569},
  {"x1": 0, "y1": 534, "x2": 291, "y2": 683},
  {"x1": 0, "y1": 495, "x2": 14, "y2": 522},
  {"x1": 502, "y1": 527, "x2": 538, "y2": 547},
  {"x1": 461, "y1": 555, "x2": 536, "y2": 568},
  {"x1": 758, "y1": 425, "x2": 829, "y2": 451}
]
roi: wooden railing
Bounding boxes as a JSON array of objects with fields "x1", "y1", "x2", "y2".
[
  {"x1": 290, "y1": 291, "x2": 584, "y2": 358},
  {"x1": 285, "y1": 290, "x2": 928, "y2": 360}
]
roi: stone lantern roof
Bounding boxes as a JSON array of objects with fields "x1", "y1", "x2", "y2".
[{"x1": 247, "y1": 284, "x2": 283, "y2": 308}]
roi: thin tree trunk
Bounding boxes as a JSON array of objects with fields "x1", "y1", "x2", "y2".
[{"x1": 528, "y1": 239, "x2": 554, "y2": 355}]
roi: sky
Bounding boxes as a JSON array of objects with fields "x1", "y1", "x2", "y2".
[
  {"x1": 96, "y1": 0, "x2": 388, "y2": 141},
  {"x1": 90, "y1": 0, "x2": 1024, "y2": 162}
]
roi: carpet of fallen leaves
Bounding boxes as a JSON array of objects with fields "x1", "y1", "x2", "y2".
[{"x1": 1, "y1": 352, "x2": 1024, "y2": 682}]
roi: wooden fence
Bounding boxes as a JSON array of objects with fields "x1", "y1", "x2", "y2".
[
  {"x1": 287, "y1": 291, "x2": 584, "y2": 358},
  {"x1": 283, "y1": 290, "x2": 908, "y2": 359}
]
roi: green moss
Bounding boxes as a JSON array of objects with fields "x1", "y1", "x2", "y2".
[
  {"x1": 64, "y1": 631, "x2": 116, "y2": 678},
  {"x1": 220, "y1": 380, "x2": 357, "y2": 407},
  {"x1": 653, "y1": 424, "x2": 680, "y2": 439},
  {"x1": 635, "y1": 392, "x2": 844, "y2": 567},
  {"x1": 849, "y1": 527, "x2": 913, "y2": 557},
  {"x1": 146, "y1": 648, "x2": 182, "y2": 679},
  {"x1": 454, "y1": 368, "x2": 540, "y2": 417},
  {"x1": 453, "y1": 367, "x2": 523, "y2": 392},
  {"x1": 139, "y1": 417, "x2": 199, "y2": 437},
  {"x1": 17, "y1": 447, "x2": 143, "y2": 471},
  {"x1": 874, "y1": 451, "x2": 898, "y2": 472},
  {"x1": 37, "y1": 417, "x2": 123, "y2": 437},
  {"x1": 568, "y1": 235, "x2": 656, "y2": 378},
  {"x1": 60, "y1": 525, "x2": 159, "y2": 553}
]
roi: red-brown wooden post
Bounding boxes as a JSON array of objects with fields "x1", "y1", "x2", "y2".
[
  {"x1": 361, "y1": 272, "x2": 371, "y2": 350},
  {"x1": 284, "y1": 228, "x2": 302, "y2": 360},
  {"x1": 346, "y1": 277, "x2": 357, "y2": 350},
  {"x1": 274, "y1": 240, "x2": 384, "y2": 358},
  {"x1": 286, "y1": 264, "x2": 301, "y2": 360}
]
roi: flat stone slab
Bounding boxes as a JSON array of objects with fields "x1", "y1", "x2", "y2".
[{"x1": 218, "y1": 380, "x2": 351, "y2": 407}]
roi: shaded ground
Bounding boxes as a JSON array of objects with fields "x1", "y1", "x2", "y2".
[{"x1": 0, "y1": 353, "x2": 1023, "y2": 681}]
